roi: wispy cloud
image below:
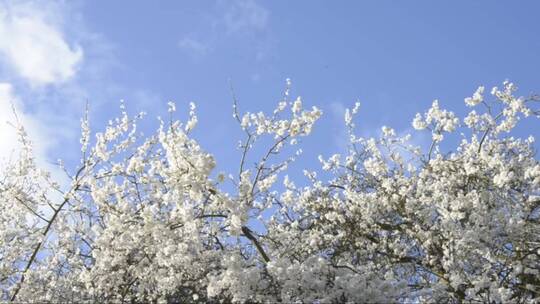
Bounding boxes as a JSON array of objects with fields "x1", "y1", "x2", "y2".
[
  {"x1": 220, "y1": 0, "x2": 269, "y2": 34},
  {"x1": 177, "y1": 0, "x2": 270, "y2": 59},
  {"x1": 177, "y1": 37, "x2": 209, "y2": 57},
  {"x1": 0, "y1": 1, "x2": 83, "y2": 86},
  {"x1": 0, "y1": 1, "x2": 83, "y2": 165},
  {"x1": 0, "y1": 0, "x2": 167, "y2": 187},
  {"x1": 0, "y1": 0, "x2": 88, "y2": 178}
]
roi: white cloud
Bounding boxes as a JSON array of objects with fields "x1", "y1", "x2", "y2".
[
  {"x1": 0, "y1": 3, "x2": 83, "y2": 86},
  {"x1": 0, "y1": 1, "x2": 87, "y2": 165},
  {"x1": 0, "y1": 1, "x2": 80, "y2": 190}
]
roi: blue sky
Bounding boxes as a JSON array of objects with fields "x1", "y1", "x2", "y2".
[{"x1": 1, "y1": 0, "x2": 539, "y2": 181}]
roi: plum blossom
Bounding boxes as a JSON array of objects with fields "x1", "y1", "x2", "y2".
[{"x1": 1, "y1": 81, "x2": 539, "y2": 303}]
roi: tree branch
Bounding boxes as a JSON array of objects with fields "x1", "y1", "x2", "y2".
[{"x1": 241, "y1": 226, "x2": 270, "y2": 263}]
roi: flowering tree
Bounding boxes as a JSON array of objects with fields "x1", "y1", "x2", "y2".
[{"x1": 1, "y1": 80, "x2": 539, "y2": 303}]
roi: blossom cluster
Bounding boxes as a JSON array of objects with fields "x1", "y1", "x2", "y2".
[{"x1": 0, "y1": 80, "x2": 539, "y2": 303}]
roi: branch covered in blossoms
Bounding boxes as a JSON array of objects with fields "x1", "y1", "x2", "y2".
[{"x1": 0, "y1": 80, "x2": 539, "y2": 303}]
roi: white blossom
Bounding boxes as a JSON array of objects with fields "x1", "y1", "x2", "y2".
[
  {"x1": 1, "y1": 80, "x2": 539, "y2": 303},
  {"x1": 464, "y1": 86, "x2": 485, "y2": 107}
]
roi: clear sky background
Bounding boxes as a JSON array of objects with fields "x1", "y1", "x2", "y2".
[{"x1": 1, "y1": 0, "x2": 539, "y2": 183}]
